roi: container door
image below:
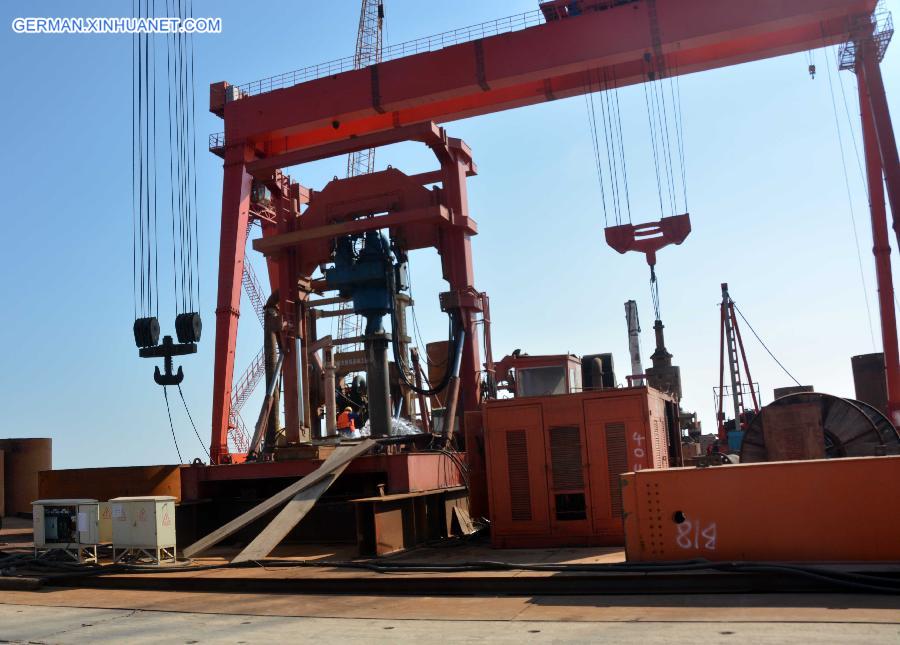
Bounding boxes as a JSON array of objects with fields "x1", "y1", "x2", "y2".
[
  {"x1": 485, "y1": 404, "x2": 549, "y2": 536},
  {"x1": 583, "y1": 395, "x2": 648, "y2": 538},
  {"x1": 542, "y1": 397, "x2": 591, "y2": 537}
]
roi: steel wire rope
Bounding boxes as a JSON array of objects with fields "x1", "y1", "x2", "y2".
[
  {"x1": 151, "y1": 0, "x2": 160, "y2": 320},
  {"x1": 143, "y1": 3, "x2": 154, "y2": 318},
  {"x1": 652, "y1": 69, "x2": 678, "y2": 215},
  {"x1": 650, "y1": 267, "x2": 661, "y2": 321},
  {"x1": 131, "y1": 1, "x2": 138, "y2": 320},
  {"x1": 822, "y1": 40, "x2": 877, "y2": 350},
  {"x1": 188, "y1": 0, "x2": 200, "y2": 312},
  {"x1": 162, "y1": 386, "x2": 184, "y2": 462},
  {"x1": 405, "y1": 258, "x2": 448, "y2": 370},
  {"x1": 166, "y1": 0, "x2": 181, "y2": 314},
  {"x1": 642, "y1": 59, "x2": 666, "y2": 219},
  {"x1": 177, "y1": 383, "x2": 210, "y2": 459},
  {"x1": 179, "y1": 0, "x2": 195, "y2": 313},
  {"x1": 733, "y1": 304, "x2": 802, "y2": 387},
  {"x1": 599, "y1": 69, "x2": 623, "y2": 225},
  {"x1": 137, "y1": 2, "x2": 147, "y2": 317},
  {"x1": 583, "y1": 71, "x2": 609, "y2": 226},
  {"x1": 609, "y1": 66, "x2": 632, "y2": 223},
  {"x1": 836, "y1": 65, "x2": 868, "y2": 196},
  {"x1": 667, "y1": 54, "x2": 689, "y2": 213},
  {"x1": 176, "y1": 0, "x2": 190, "y2": 313}
]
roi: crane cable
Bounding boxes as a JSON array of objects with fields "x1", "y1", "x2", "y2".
[
  {"x1": 177, "y1": 383, "x2": 210, "y2": 459},
  {"x1": 133, "y1": 0, "x2": 203, "y2": 458},
  {"x1": 162, "y1": 386, "x2": 184, "y2": 463},
  {"x1": 650, "y1": 266, "x2": 662, "y2": 321},
  {"x1": 820, "y1": 36, "x2": 877, "y2": 351},
  {"x1": 733, "y1": 305, "x2": 802, "y2": 387},
  {"x1": 584, "y1": 67, "x2": 632, "y2": 227},
  {"x1": 641, "y1": 52, "x2": 689, "y2": 321},
  {"x1": 641, "y1": 53, "x2": 688, "y2": 220},
  {"x1": 164, "y1": 0, "x2": 200, "y2": 316},
  {"x1": 133, "y1": 0, "x2": 160, "y2": 321},
  {"x1": 584, "y1": 73, "x2": 609, "y2": 226}
]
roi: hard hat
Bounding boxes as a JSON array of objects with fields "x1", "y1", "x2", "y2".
[{"x1": 343, "y1": 406, "x2": 352, "y2": 412}]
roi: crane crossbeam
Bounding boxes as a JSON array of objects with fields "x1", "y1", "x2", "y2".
[{"x1": 211, "y1": 0, "x2": 875, "y2": 156}]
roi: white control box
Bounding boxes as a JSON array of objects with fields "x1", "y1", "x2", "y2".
[
  {"x1": 32, "y1": 499, "x2": 100, "y2": 547},
  {"x1": 32, "y1": 499, "x2": 100, "y2": 563},
  {"x1": 98, "y1": 501, "x2": 113, "y2": 543},
  {"x1": 109, "y1": 496, "x2": 176, "y2": 557}
]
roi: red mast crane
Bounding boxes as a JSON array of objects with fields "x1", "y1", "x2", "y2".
[{"x1": 716, "y1": 283, "x2": 760, "y2": 444}]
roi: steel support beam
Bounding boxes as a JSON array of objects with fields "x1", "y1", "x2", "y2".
[
  {"x1": 858, "y1": 38, "x2": 900, "y2": 252},
  {"x1": 210, "y1": 145, "x2": 254, "y2": 463},
  {"x1": 218, "y1": 0, "x2": 875, "y2": 155},
  {"x1": 857, "y1": 58, "x2": 900, "y2": 425},
  {"x1": 440, "y1": 143, "x2": 482, "y2": 423}
]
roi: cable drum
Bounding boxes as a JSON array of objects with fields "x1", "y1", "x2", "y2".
[
  {"x1": 740, "y1": 392, "x2": 900, "y2": 462},
  {"x1": 852, "y1": 398, "x2": 900, "y2": 449}
]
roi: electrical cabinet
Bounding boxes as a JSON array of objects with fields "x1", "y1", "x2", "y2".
[
  {"x1": 483, "y1": 387, "x2": 677, "y2": 548},
  {"x1": 98, "y1": 501, "x2": 113, "y2": 543},
  {"x1": 32, "y1": 499, "x2": 100, "y2": 562},
  {"x1": 109, "y1": 495, "x2": 177, "y2": 563}
]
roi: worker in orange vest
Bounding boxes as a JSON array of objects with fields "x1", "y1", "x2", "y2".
[{"x1": 336, "y1": 406, "x2": 355, "y2": 437}]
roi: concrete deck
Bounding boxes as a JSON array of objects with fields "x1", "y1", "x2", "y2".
[
  {"x1": 0, "y1": 596, "x2": 898, "y2": 643},
  {"x1": 2, "y1": 517, "x2": 899, "y2": 642}
]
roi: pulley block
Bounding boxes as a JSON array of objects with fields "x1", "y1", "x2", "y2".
[
  {"x1": 133, "y1": 317, "x2": 161, "y2": 348},
  {"x1": 175, "y1": 312, "x2": 203, "y2": 344}
]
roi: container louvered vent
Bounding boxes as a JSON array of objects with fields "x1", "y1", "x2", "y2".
[
  {"x1": 506, "y1": 430, "x2": 532, "y2": 521},
  {"x1": 549, "y1": 426, "x2": 584, "y2": 491},
  {"x1": 652, "y1": 418, "x2": 664, "y2": 468},
  {"x1": 605, "y1": 422, "x2": 627, "y2": 517}
]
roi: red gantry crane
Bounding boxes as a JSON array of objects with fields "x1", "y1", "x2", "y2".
[{"x1": 204, "y1": 0, "x2": 899, "y2": 464}]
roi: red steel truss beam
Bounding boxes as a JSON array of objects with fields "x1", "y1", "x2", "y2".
[{"x1": 216, "y1": 0, "x2": 875, "y2": 156}]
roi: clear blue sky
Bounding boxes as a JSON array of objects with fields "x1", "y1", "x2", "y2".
[{"x1": 1, "y1": 1, "x2": 898, "y2": 469}]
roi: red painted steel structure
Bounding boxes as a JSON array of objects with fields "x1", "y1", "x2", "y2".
[
  {"x1": 605, "y1": 214, "x2": 691, "y2": 267},
  {"x1": 208, "y1": 0, "x2": 898, "y2": 462},
  {"x1": 857, "y1": 34, "x2": 900, "y2": 425}
]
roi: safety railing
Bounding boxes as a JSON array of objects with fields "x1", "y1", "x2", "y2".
[
  {"x1": 230, "y1": 9, "x2": 546, "y2": 99},
  {"x1": 838, "y1": 2, "x2": 893, "y2": 70},
  {"x1": 209, "y1": 131, "x2": 225, "y2": 151}
]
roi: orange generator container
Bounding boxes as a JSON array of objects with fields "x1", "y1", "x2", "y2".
[{"x1": 482, "y1": 387, "x2": 678, "y2": 548}]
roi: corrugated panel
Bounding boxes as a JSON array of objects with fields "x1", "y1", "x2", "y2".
[
  {"x1": 549, "y1": 426, "x2": 584, "y2": 491},
  {"x1": 506, "y1": 430, "x2": 532, "y2": 521},
  {"x1": 605, "y1": 422, "x2": 627, "y2": 517}
]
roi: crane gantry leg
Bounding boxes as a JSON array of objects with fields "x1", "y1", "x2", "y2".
[
  {"x1": 857, "y1": 46, "x2": 900, "y2": 425},
  {"x1": 210, "y1": 145, "x2": 254, "y2": 464}
]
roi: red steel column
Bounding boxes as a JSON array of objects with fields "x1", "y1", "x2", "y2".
[
  {"x1": 210, "y1": 145, "x2": 254, "y2": 463},
  {"x1": 858, "y1": 58, "x2": 900, "y2": 425},
  {"x1": 858, "y1": 40, "x2": 900, "y2": 252},
  {"x1": 441, "y1": 142, "x2": 482, "y2": 420},
  {"x1": 275, "y1": 189, "x2": 301, "y2": 443}
]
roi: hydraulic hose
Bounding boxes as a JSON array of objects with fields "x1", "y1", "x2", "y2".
[
  {"x1": 392, "y1": 308, "x2": 463, "y2": 396},
  {"x1": 385, "y1": 254, "x2": 465, "y2": 397}
]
